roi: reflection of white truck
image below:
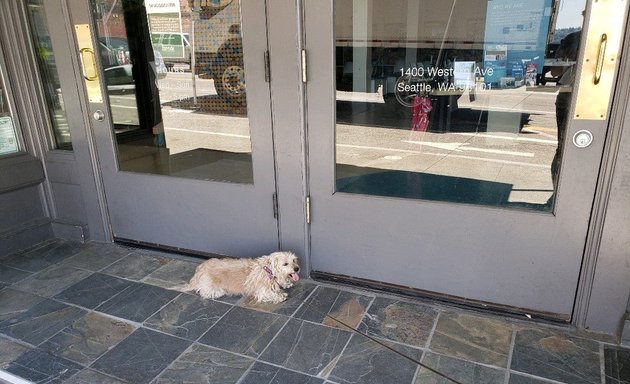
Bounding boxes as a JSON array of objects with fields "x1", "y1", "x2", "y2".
[
  {"x1": 192, "y1": 0, "x2": 245, "y2": 103},
  {"x1": 148, "y1": 0, "x2": 245, "y2": 103}
]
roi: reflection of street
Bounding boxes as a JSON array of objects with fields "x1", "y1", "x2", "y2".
[
  {"x1": 336, "y1": 86, "x2": 560, "y2": 206},
  {"x1": 126, "y1": 72, "x2": 558, "y2": 205},
  {"x1": 157, "y1": 72, "x2": 251, "y2": 155},
  {"x1": 110, "y1": 94, "x2": 139, "y2": 126}
]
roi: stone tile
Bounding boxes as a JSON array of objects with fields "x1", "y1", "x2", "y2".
[
  {"x1": 1, "y1": 240, "x2": 83, "y2": 272},
  {"x1": 239, "y1": 361, "x2": 325, "y2": 384},
  {"x1": 358, "y1": 297, "x2": 438, "y2": 348},
  {"x1": 0, "y1": 299, "x2": 85, "y2": 345},
  {"x1": 510, "y1": 329, "x2": 600, "y2": 384},
  {"x1": 415, "y1": 352, "x2": 506, "y2": 384},
  {"x1": 508, "y1": 373, "x2": 556, "y2": 384},
  {"x1": 237, "y1": 281, "x2": 317, "y2": 316},
  {"x1": 295, "y1": 286, "x2": 372, "y2": 330},
  {"x1": 198, "y1": 306, "x2": 287, "y2": 358},
  {"x1": 142, "y1": 259, "x2": 199, "y2": 289},
  {"x1": 0, "y1": 264, "x2": 32, "y2": 284},
  {"x1": 60, "y1": 242, "x2": 133, "y2": 271},
  {"x1": 155, "y1": 344, "x2": 253, "y2": 384},
  {"x1": 0, "y1": 288, "x2": 45, "y2": 321},
  {"x1": 64, "y1": 369, "x2": 129, "y2": 384},
  {"x1": 102, "y1": 252, "x2": 170, "y2": 281},
  {"x1": 92, "y1": 328, "x2": 191, "y2": 384},
  {"x1": 54, "y1": 273, "x2": 133, "y2": 309},
  {"x1": 11, "y1": 264, "x2": 92, "y2": 297},
  {"x1": 605, "y1": 346, "x2": 630, "y2": 384},
  {"x1": 0, "y1": 336, "x2": 30, "y2": 369},
  {"x1": 95, "y1": 282, "x2": 179, "y2": 323},
  {"x1": 329, "y1": 333, "x2": 423, "y2": 384},
  {"x1": 144, "y1": 293, "x2": 231, "y2": 341},
  {"x1": 6, "y1": 348, "x2": 82, "y2": 383},
  {"x1": 40, "y1": 312, "x2": 136, "y2": 365},
  {"x1": 215, "y1": 294, "x2": 243, "y2": 305},
  {"x1": 260, "y1": 318, "x2": 353, "y2": 377},
  {"x1": 430, "y1": 311, "x2": 513, "y2": 368}
]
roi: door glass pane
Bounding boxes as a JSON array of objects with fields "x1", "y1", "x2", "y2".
[
  {"x1": 334, "y1": 0, "x2": 586, "y2": 211},
  {"x1": 92, "y1": 0, "x2": 252, "y2": 183},
  {"x1": 26, "y1": 0, "x2": 72, "y2": 150},
  {"x1": 0, "y1": 62, "x2": 20, "y2": 156}
]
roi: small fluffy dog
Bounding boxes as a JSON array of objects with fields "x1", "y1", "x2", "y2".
[{"x1": 183, "y1": 252, "x2": 300, "y2": 303}]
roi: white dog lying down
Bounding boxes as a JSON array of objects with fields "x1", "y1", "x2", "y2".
[{"x1": 183, "y1": 252, "x2": 300, "y2": 303}]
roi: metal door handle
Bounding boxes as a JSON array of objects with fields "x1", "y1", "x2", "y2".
[
  {"x1": 593, "y1": 34, "x2": 607, "y2": 85},
  {"x1": 79, "y1": 47, "x2": 99, "y2": 81}
]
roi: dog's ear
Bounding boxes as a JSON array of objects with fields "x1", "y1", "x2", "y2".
[{"x1": 268, "y1": 253, "x2": 283, "y2": 271}]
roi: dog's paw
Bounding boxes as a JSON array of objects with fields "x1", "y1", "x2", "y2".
[{"x1": 267, "y1": 292, "x2": 287, "y2": 304}]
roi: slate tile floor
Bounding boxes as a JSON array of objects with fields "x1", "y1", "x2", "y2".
[{"x1": 0, "y1": 240, "x2": 628, "y2": 384}]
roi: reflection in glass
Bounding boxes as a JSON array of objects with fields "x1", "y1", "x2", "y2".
[
  {"x1": 92, "y1": 0, "x2": 252, "y2": 183},
  {"x1": 26, "y1": 0, "x2": 72, "y2": 150},
  {"x1": 334, "y1": 0, "x2": 586, "y2": 211}
]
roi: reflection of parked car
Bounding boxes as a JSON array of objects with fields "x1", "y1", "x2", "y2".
[
  {"x1": 97, "y1": 37, "x2": 167, "y2": 93},
  {"x1": 193, "y1": 1, "x2": 246, "y2": 104}
]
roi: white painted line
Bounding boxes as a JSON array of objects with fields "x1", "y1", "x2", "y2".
[
  {"x1": 0, "y1": 370, "x2": 33, "y2": 384},
  {"x1": 337, "y1": 143, "x2": 550, "y2": 168},
  {"x1": 451, "y1": 132, "x2": 557, "y2": 144},
  {"x1": 404, "y1": 140, "x2": 535, "y2": 157},
  {"x1": 165, "y1": 127, "x2": 250, "y2": 138}
]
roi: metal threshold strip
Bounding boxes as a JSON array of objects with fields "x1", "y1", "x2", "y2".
[{"x1": 311, "y1": 271, "x2": 571, "y2": 324}]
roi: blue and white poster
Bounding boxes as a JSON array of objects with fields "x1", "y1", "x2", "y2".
[{"x1": 483, "y1": 0, "x2": 552, "y2": 86}]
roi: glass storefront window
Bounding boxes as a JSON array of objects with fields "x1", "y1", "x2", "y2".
[
  {"x1": 0, "y1": 62, "x2": 21, "y2": 156},
  {"x1": 91, "y1": 0, "x2": 253, "y2": 183},
  {"x1": 26, "y1": 0, "x2": 72, "y2": 150},
  {"x1": 334, "y1": 0, "x2": 586, "y2": 212}
]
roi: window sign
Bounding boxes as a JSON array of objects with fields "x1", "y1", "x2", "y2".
[
  {"x1": 483, "y1": 0, "x2": 553, "y2": 87},
  {"x1": 0, "y1": 116, "x2": 19, "y2": 155},
  {"x1": 146, "y1": 0, "x2": 185, "y2": 59}
]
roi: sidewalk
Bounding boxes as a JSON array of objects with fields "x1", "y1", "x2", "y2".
[{"x1": 0, "y1": 239, "x2": 627, "y2": 383}]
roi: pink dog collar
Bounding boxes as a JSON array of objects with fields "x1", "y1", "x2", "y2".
[{"x1": 263, "y1": 266, "x2": 274, "y2": 280}]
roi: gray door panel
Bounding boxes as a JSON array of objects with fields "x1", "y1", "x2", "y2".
[{"x1": 66, "y1": 0, "x2": 279, "y2": 256}]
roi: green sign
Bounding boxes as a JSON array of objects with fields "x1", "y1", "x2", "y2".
[{"x1": 146, "y1": 1, "x2": 184, "y2": 59}]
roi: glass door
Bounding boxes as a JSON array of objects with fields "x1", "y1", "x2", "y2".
[
  {"x1": 305, "y1": 0, "x2": 627, "y2": 319},
  {"x1": 68, "y1": 0, "x2": 279, "y2": 256}
]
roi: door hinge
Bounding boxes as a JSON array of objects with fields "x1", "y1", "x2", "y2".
[
  {"x1": 301, "y1": 49, "x2": 307, "y2": 83},
  {"x1": 305, "y1": 196, "x2": 311, "y2": 224},
  {"x1": 272, "y1": 193, "x2": 278, "y2": 219},
  {"x1": 264, "y1": 50, "x2": 271, "y2": 82}
]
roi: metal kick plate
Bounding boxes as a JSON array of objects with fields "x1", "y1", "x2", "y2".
[
  {"x1": 574, "y1": 0, "x2": 627, "y2": 120},
  {"x1": 74, "y1": 24, "x2": 103, "y2": 103}
]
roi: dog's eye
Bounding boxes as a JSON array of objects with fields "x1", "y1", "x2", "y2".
[{"x1": 283, "y1": 262, "x2": 288, "y2": 266}]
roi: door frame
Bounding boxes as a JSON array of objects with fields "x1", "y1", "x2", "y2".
[{"x1": 572, "y1": 13, "x2": 630, "y2": 331}]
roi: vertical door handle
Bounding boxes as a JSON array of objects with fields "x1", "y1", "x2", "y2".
[
  {"x1": 593, "y1": 34, "x2": 607, "y2": 85},
  {"x1": 79, "y1": 48, "x2": 99, "y2": 81}
]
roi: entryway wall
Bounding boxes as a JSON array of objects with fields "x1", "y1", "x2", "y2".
[{"x1": 0, "y1": 0, "x2": 109, "y2": 256}]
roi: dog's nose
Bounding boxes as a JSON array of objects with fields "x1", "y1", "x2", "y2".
[{"x1": 294, "y1": 266, "x2": 300, "y2": 272}]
